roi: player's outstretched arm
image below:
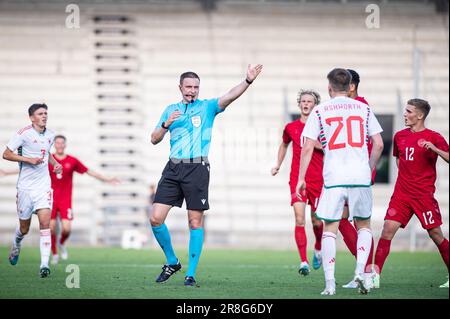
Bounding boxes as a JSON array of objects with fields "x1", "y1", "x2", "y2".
[
  {"x1": 218, "y1": 64, "x2": 263, "y2": 110},
  {"x1": 87, "y1": 170, "x2": 121, "y2": 185},
  {"x1": 2, "y1": 147, "x2": 43, "y2": 165},
  {"x1": 271, "y1": 142, "x2": 288, "y2": 176},
  {"x1": 0, "y1": 168, "x2": 19, "y2": 177},
  {"x1": 369, "y1": 133, "x2": 384, "y2": 172},
  {"x1": 422, "y1": 141, "x2": 449, "y2": 163}
]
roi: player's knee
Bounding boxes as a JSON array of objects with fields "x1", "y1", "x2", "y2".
[
  {"x1": 428, "y1": 228, "x2": 443, "y2": 242},
  {"x1": 149, "y1": 215, "x2": 162, "y2": 227},
  {"x1": 20, "y1": 226, "x2": 29, "y2": 235},
  {"x1": 381, "y1": 225, "x2": 396, "y2": 240}
]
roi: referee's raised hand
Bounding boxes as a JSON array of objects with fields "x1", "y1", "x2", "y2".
[{"x1": 246, "y1": 64, "x2": 263, "y2": 83}]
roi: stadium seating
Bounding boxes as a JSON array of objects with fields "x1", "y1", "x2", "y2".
[{"x1": 0, "y1": 0, "x2": 447, "y2": 250}]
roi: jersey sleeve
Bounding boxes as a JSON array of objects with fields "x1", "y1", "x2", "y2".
[
  {"x1": 282, "y1": 125, "x2": 291, "y2": 144},
  {"x1": 434, "y1": 133, "x2": 449, "y2": 152},
  {"x1": 6, "y1": 132, "x2": 25, "y2": 152},
  {"x1": 302, "y1": 111, "x2": 321, "y2": 140},
  {"x1": 74, "y1": 157, "x2": 89, "y2": 174},
  {"x1": 367, "y1": 108, "x2": 383, "y2": 136},
  {"x1": 393, "y1": 133, "x2": 399, "y2": 158},
  {"x1": 207, "y1": 98, "x2": 223, "y2": 116},
  {"x1": 155, "y1": 106, "x2": 170, "y2": 130}
]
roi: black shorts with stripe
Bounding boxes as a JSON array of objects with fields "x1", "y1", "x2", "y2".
[{"x1": 154, "y1": 157, "x2": 210, "y2": 211}]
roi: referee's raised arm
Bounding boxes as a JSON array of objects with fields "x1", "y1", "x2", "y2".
[{"x1": 218, "y1": 64, "x2": 263, "y2": 110}]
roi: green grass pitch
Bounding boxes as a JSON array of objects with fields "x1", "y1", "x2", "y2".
[{"x1": 0, "y1": 247, "x2": 448, "y2": 299}]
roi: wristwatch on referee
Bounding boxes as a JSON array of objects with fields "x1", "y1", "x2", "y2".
[{"x1": 161, "y1": 122, "x2": 169, "y2": 129}]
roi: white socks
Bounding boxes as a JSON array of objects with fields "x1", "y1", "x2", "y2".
[
  {"x1": 355, "y1": 228, "x2": 373, "y2": 275},
  {"x1": 40, "y1": 229, "x2": 51, "y2": 268},
  {"x1": 322, "y1": 232, "x2": 337, "y2": 282},
  {"x1": 14, "y1": 226, "x2": 24, "y2": 247}
]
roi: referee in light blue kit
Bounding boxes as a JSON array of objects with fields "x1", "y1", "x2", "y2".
[{"x1": 150, "y1": 64, "x2": 263, "y2": 286}]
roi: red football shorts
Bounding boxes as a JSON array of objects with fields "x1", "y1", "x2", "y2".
[
  {"x1": 289, "y1": 180, "x2": 322, "y2": 212},
  {"x1": 51, "y1": 200, "x2": 73, "y2": 221},
  {"x1": 385, "y1": 193, "x2": 442, "y2": 230}
]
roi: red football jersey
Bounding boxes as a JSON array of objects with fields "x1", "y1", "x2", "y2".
[
  {"x1": 283, "y1": 119, "x2": 324, "y2": 186},
  {"x1": 393, "y1": 128, "x2": 449, "y2": 198},
  {"x1": 49, "y1": 155, "x2": 88, "y2": 203}
]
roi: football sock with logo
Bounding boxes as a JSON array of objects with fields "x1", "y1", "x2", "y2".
[
  {"x1": 40, "y1": 229, "x2": 51, "y2": 268},
  {"x1": 365, "y1": 238, "x2": 375, "y2": 273},
  {"x1": 322, "y1": 232, "x2": 337, "y2": 282},
  {"x1": 151, "y1": 224, "x2": 178, "y2": 265},
  {"x1": 338, "y1": 218, "x2": 357, "y2": 257},
  {"x1": 355, "y1": 228, "x2": 372, "y2": 275},
  {"x1": 313, "y1": 221, "x2": 323, "y2": 251},
  {"x1": 374, "y1": 238, "x2": 391, "y2": 274},
  {"x1": 186, "y1": 228, "x2": 204, "y2": 278},
  {"x1": 295, "y1": 226, "x2": 308, "y2": 263},
  {"x1": 437, "y1": 238, "x2": 449, "y2": 271}
]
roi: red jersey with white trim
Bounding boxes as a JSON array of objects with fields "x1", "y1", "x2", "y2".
[
  {"x1": 283, "y1": 119, "x2": 324, "y2": 186},
  {"x1": 393, "y1": 128, "x2": 449, "y2": 198},
  {"x1": 49, "y1": 155, "x2": 88, "y2": 203}
]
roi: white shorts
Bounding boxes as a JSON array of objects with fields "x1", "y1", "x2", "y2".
[
  {"x1": 315, "y1": 187, "x2": 372, "y2": 222},
  {"x1": 16, "y1": 188, "x2": 53, "y2": 220}
]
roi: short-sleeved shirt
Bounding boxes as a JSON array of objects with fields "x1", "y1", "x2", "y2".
[
  {"x1": 155, "y1": 98, "x2": 224, "y2": 159},
  {"x1": 302, "y1": 96, "x2": 383, "y2": 188},
  {"x1": 392, "y1": 128, "x2": 449, "y2": 198},
  {"x1": 6, "y1": 125, "x2": 55, "y2": 191},
  {"x1": 49, "y1": 154, "x2": 88, "y2": 203},
  {"x1": 282, "y1": 120, "x2": 324, "y2": 187}
]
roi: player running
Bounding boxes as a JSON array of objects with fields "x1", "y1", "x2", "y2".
[
  {"x1": 49, "y1": 135, "x2": 120, "y2": 264},
  {"x1": 296, "y1": 68, "x2": 384, "y2": 295},
  {"x1": 373, "y1": 98, "x2": 449, "y2": 289},
  {"x1": 272, "y1": 89, "x2": 324, "y2": 275},
  {"x1": 3, "y1": 104, "x2": 62, "y2": 278}
]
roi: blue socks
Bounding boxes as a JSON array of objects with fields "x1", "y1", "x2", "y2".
[
  {"x1": 151, "y1": 224, "x2": 178, "y2": 265},
  {"x1": 186, "y1": 228, "x2": 204, "y2": 278}
]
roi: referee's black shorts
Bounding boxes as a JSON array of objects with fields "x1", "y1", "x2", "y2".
[{"x1": 154, "y1": 157, "x2": 210, "y2": 211}]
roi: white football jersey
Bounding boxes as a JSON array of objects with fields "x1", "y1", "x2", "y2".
[
  {"x1": 6, "y1": 125, "x2": 55, "y2": 191},
  {"x1": 302, "y1": 96, "x2": 383, "y2": 188}
]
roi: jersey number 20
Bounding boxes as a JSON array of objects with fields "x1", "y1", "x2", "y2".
[{"x1": 326, "y1": 116, "x2": 364, "y2": 150}]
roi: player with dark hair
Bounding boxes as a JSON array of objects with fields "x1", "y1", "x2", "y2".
[
  {"x1": 272, "y1": 89, "x2": 324, "y2": 275},
  {"x1": 3, "y1": 103, "x2": 62, "y2": 277},
  {"x1": 296, "y1": 68, "x2": 384, "y2": 295},
  {"x1": 49, "y1": 135, "x2": 120, "y2": 264},
  {"x1": 374, "y1": 98, "x2": 449, "y2": 289},
  {"x1": 340, "y1": 69, "x2": 377, "y2": 288},
  {"x1": 150, "y1": 64, "x2": 263, "y2": 286}
]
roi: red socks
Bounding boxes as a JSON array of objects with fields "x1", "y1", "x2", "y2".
[
  {"x1": 60, "y1": 232, "x2": 69, "y2": 246},
  {"x1": 313, "y1": 222, "x2": 323, "y2": 251},
  {"x1": 339, "y1": 218, "x2": 357, "y2": 257},
  {"x1": 51, "y1": 233, "x2": 57, "y2": 255},
  {"x1": 437, "y1": 238, "x2": 449, "y2": 272},
  {"x1": 295, "y1": 226, "x2": 308, "y2": 263},
  {"x1": 374, "y1": 238, "x2": 392, "y2": 274}
]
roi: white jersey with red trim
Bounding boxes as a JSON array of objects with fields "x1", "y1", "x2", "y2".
[
  {"x1": 302, "y1": 96, "x2": 382, "y2": 188},
  {"x1": 6, "y1": 125, "x2": 55, "y2": 190}
]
